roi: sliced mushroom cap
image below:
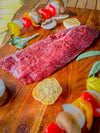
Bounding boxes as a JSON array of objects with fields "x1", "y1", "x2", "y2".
[
  {"x1": 62, "y1": 104, "x2": 85, "y2": 128},
  {"x1": 41, "y1": 19, "x2": 57, "y2": 30},
  {"x1": 29, "y1": 8, "x2": 42, "y2": 24},
  {"x1": 54, "y1": 0, "x2": 64, "y2": 7},
  {"x1": 54, "y1": 0, "x2": 65, "y2": 14},
  {"x1": 52, "y1": 14, "x2": 69, "y2": 23},
  {"x1": 31, "y1": 4, "x2": 46, "y2": 18},
  {"x1": 56, "y1": 111, "x2": 81, "y2": 133},
  {"x1": 30, "y1": 8, "x2": 39, "y2": 16},
  {"x1": 0, "y1": 79, "x2": 8, "y2": 105}
]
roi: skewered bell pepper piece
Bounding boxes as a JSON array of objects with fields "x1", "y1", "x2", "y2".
[
  {"x1": 45, "y1": 4, "x2": 57, "y2": 17},
  {"x1": 86, "y1": 77, "x2": 100, "y2": 94},
  {"x1": 43, "y1": 122, "x2": 64, "y2": 133},
  {"x1": 20, "y1": 17, "x2": 32, "y2": 28},
  {"x1": 80, "y1": 91, "x2": 100, "y2": 117},
  {"x1": 39, "y1": 8, "x2": 51, "y2": 19},
  {"x1": 87, "y1": 90, "x2": 100, "y2": 102},
  {"x1": 7, "y1": 22, "x2": 20, "y2": 36},
  {"x1": 23, "y1": 12, "x2": 40, "y2": 27},
  {"x1": 72, "y1": 97, "x2": 93, "y2": 130},
  {"x1": 12, "y1": 20, "x2": 24, "y2": 29}
]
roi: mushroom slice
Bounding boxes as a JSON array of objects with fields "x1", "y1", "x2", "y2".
[
  {"x1": 32, "y1": 78, "x2": 62, "y2": 105},
  {"x1": 56, "y1": 111, "x2": 81, "y2": 133},
  {"x1": 62, "y1": 104, "x2": 85, "y2": 128},
  {"x1": 29, "y1": 8, "x2": 42, "y2": 24},
  {"x1": 41, "y1": 19, "x2": 57, "y2": 30},
  {"x1": 51, "y1": 0, "x2": 65, "y2": 14},
  {"x1": 52, "y1": 14, "x2": 69, "y2": 23},
  {"x1": 29, "y1": 4, "x2": 46, "y2": 24},
  {"x1": 0, "y1": 79, "x2": 8, "y2": 105}
]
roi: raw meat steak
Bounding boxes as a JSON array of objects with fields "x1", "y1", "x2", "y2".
[{"x1": 0, "y1": 25, "x2": 98, "y2": 84}]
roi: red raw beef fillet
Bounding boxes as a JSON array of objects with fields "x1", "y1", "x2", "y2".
[{"x1": 0, "y1": 25, "x2": 98, "y2": 84}]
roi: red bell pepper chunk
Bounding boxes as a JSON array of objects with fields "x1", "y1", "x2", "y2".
[
  {"x1": 43, "y1": 122, "x2": 64, "y2": 133},
  {"x1": 80, "y1": 91, "x2": 100, "y2": 117},
  {"x1": 39, "y1": 9, "x2": 51, "y2": 19},
  {"x1": 45, "y1": 4, "x2": 56, "y2": 16},
  {"x1": 20, "y1": 17, "x2": 32, "y2": 28}
]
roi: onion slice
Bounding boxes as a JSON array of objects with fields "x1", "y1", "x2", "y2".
[{"x1": 62, "y1": 104, "x2": 85, "y2": 128}]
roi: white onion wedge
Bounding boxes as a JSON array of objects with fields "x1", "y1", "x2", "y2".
[{"x1": 62, "y1": 104, "x2": 85, "y2": 128}]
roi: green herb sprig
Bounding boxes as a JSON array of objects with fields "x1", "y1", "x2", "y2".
[
  {"x1": 88, "y1": 61, "x2": 100, "y2": 78},
  {"x1": 76, "y1": 51, "x2": 100, "y2": 61},
  {"x1": 76, "y1": 51, "x2": 100, "y2": 78},
  {"x1": 7, "y1": 33, "x2": 39, "y2": 49}
]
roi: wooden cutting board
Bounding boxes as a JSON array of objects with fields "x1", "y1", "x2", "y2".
[{"x1": 0, "y1": 2, "x2": 100, "y2": 133}]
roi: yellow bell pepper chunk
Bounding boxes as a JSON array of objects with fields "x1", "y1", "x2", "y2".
[
  {"x1": 7, "y1": 22, "x2": 20, "y2": 36},
  {"x1": 86, "y1": 77, "x2": 100, "y2": 94},
  {"x1": 72, "y1": 97, "x2": 93, "y2": 130}
]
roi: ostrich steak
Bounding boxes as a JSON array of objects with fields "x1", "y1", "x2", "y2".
[{"x1": 0, "y1": 25, "x2": 98, "y2": 84}]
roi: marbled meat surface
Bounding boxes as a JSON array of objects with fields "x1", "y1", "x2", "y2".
[{"x1": 0, "y1": 25, "x2": 98, "y2": 84}]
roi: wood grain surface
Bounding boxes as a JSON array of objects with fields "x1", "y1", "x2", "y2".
[{"x1": 0, "y1": 1, "x2": 100, "y2": 133}]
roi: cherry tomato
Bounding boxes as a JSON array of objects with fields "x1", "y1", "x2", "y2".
[
  {"x1": 20, "y1": 17, "x2": 32, "y2": 28},
  {"x1": 43, "y1": 122, "x2": 64, "y2": 133},
  {"x1": 45, "y1": 4, "x2": 56, "y2": 16},
  {"x1": 72, "y1": 97, "x2": 93, "y2": 129},
  {"x1": 80, "y1": 91, "x2": 100, "y2": 117},
  {"x1": 39, "y1": 9, "x2": 51, "y2": 19}
]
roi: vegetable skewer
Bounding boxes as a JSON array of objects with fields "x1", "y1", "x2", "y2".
[
  {"x1": 7, "y1": 0, "x2": 68, "y2": 35},
  {"x1": 43, "y1": 87, "x2": 100, "y2": 133},
  {"x1": 42, "y1": 75, "x2": 100, "y2": 133}
]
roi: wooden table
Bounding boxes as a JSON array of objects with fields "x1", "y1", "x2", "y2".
[{"x1": 0, "y1": 0, "x2": 100, "y2": 133}]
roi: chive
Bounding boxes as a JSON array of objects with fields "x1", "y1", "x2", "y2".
[
  {"x1": 88, "y1": 61, "x2": 100, "y2": 78},
  {"x1": 76, "y1": 51, "x2": 100, "y2": 61}
]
